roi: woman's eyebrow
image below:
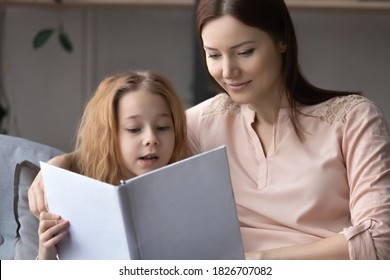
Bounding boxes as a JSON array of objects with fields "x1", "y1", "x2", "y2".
[{"x1": 204, "y1": 40, "x2": 256, "y2": 51}]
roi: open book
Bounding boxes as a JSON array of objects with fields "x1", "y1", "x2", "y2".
[{"x1": 41, "y1": 146, "x2": 244, "y2": 260}]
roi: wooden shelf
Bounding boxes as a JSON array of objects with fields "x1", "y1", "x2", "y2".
[
  {"x1": 1, "y1": 0, "x2": 390, "y2": 11},
  {"x1": 286, "y1": 0, "x2": 390, "y2": 11},
  {"x1": 0, "y1": 0, "x2": 194, "y2": 6}
]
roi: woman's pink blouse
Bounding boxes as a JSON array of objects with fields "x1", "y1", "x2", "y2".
[{"x1": 186, "y1": 93, "x2": 390, "y2": 259}]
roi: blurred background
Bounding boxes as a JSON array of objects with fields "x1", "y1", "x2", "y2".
[{"x1": 1, "y1": 0, "x2": 389, "y2": 152}]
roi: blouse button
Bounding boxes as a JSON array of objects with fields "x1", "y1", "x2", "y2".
[{"x1": 364, "y1": 220, "x2": 371, "y2": 228}]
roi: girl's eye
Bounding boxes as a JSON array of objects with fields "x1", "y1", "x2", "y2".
[
  {"x1": 238, "y1": 49, "x2": 254, "y2": 56},
  {"x1": 157, "y1": 126, "x2": 170, "y2": 131},
  {"x1": 127, "y1": 128, "x2": 140, "y2": 133}
]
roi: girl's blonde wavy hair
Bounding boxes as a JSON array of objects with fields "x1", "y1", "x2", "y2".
[{"x1": 73, "y1": 71, "x2": 190, "y2": 184}]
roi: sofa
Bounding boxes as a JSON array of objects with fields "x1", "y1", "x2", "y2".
[{"x1": 0, "y1": 134, "x2": 63, "y2": 259}]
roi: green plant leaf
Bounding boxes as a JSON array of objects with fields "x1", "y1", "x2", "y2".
[
  {"x1": 33, "y1": 28, "x2": 55, "y2": 49},
  {"x1": 58, "y1": 31, "x2": 73, "y2": 53}
]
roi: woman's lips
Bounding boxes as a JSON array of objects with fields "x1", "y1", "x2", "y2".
[{"x1": 226, "y1": 81, "x2": 251, "y2": 91}]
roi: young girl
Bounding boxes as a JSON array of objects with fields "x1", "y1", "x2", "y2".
[{"x1": 37, "y1": 71, "x2": 190, "y2": 259}]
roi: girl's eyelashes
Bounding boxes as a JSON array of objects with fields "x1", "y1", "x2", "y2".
[
  {"x1": 126, "y1": 128, "x2": 141, "y2": 133},
  {"x1": 157, "y1": 126, "x2": 171, "y2": 131},
  {"x1": 126, "y1": 126, "x2": 171, "y2": 133}
]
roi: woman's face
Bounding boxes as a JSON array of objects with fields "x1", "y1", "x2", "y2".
[
  {"x1": 201, "y1": 15, "x2": 286, "y2": 107},
  {"x1": 117, "y1": 89, "x2": 175, "y2": 179}
]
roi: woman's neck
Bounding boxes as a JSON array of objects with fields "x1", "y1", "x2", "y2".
[{"x1": 249, "y1": 90, "x2": 289, "y2": 125}]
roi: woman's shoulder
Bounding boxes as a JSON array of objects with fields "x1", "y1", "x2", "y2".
[
  {"x1": 302, "y1": 94, "x2": 378, "y2": 125},
  {"x1": 186, "y1": 93, "x2": 240, "y2": 118}
]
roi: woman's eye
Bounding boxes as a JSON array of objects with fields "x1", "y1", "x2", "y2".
[
  {"x1": 238, "y1": 49, "x2": 254, "y2": 56},
  {"x1": 207, "y1": 53, "x2": 221, "y2": 59}
]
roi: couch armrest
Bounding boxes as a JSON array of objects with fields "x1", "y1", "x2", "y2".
[{"x1": 0, "y1": 134, "x2": 63, "y2": 259}]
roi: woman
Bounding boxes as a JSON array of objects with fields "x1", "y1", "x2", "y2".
[
  {"x1": 186, "y1": 0, "x2": 390, "y2": 259},
  {"x1": 29, "y1": 0, "x2": 390, "y2": 259}
]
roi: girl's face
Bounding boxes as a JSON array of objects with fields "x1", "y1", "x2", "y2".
[
  {"x1": 201, "y1": 15, "x2": 286, "y2": 107},
  {"x1": 117, "y1": 89, "x2": 175, "y2": 178}
]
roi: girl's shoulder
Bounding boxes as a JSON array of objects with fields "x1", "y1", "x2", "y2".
[{"x1": 301, "y1": 94, "x2": 376, "y2": 125}]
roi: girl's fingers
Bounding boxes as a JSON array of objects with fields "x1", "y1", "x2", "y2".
[
  {"x1": 41, "y1": 230, "x2": 68, "y2": 248},
  {"x1": 39, "y1": 212, "x2": 69, "y2": 246},
  {"x1": 39, "y1": 211, "x2": 61, "y2": 220},
  {"x1": 39, "y1": 212, "x2": 61, "y2": 232}
]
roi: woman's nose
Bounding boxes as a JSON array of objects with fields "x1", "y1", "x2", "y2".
[{"x1": 222, "y1": 58, "x2": 239, "y2": 79}]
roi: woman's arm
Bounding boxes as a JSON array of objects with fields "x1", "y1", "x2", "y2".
[
  {"x1": 246, "y1": 234, "x2": 349, "y2": 260},
  {"x1": 28, "y1": 153, "x2": 74, "y2": 217},
  {"x1": 342, "y1": 101, "x2": 390, "y2": 259}
]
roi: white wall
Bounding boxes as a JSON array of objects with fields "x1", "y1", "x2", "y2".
[
  {"x1": 2, "y1": 6, "x2": 390, "y2": 152},
  {"x1": 292, "y1": 9, "x2": 390, "y2": 122},
  {"x1": 3, "y1": 6, "x2": 85, "y2": 152},
  {"x1": 2, "y1": 5, "x2": 194, "y2": 152}
]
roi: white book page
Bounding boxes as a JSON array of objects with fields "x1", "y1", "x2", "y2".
[{"x1": 41, "y1": 162, "x2": 130, "y2": 260}]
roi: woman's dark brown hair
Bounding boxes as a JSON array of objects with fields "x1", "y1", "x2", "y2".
[{"x1": 196, "y1": 0, "x2": 359, "y2": 139}]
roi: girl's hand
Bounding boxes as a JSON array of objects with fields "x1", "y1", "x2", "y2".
[{"x1": 38, "y1": 212, "x2": 69, "y2": 260}]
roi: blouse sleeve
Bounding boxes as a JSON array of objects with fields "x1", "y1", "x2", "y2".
[{"x1": 342, "y1": 100, "x2": 390, "y2": 259}]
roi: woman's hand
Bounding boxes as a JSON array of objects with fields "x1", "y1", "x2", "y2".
[
  {"x1": 28, "y1": 171, "x2": 47, "y2": 218},
  {"x1": 38, "y1": 212, "x2": 69, "y2": 260},
  {"x1": 28, "y1": 153, "x2": 73, "y2": 217},
  {"x1": 245, "y1": 234, "x2": 349, "y2": 260}
]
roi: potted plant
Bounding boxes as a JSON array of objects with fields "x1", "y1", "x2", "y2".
[
  {"x1": 0, "y1": 0, "x2": 75, "y2": 134},
  {"x1": 33, "y1": 0, "x2": 73, "y2": 53}
]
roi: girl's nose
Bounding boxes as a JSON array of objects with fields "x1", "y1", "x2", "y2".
[{"x1": 143, "y1": 129, "x2": 159, "y2": 146}]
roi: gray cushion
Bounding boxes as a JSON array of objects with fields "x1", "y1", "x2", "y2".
[
  {"x1": 13, "y1": 161, "x2": 41, "y2": 259},
  {"x1": 0, "y1": 134, "x2": 63, "y2": 259}
]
